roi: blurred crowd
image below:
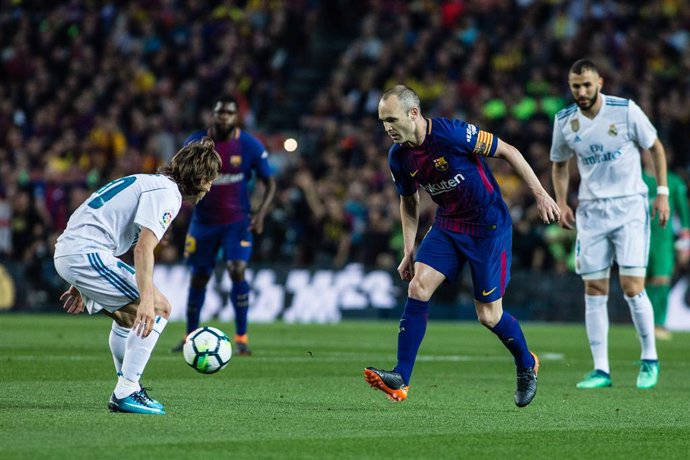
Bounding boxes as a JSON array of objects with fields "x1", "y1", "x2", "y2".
[{"x1": 2, "y1": 0, "x2": 690, "y2": 287}]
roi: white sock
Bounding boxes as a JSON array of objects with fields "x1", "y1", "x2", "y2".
[
  {"x1": 114, "y1": 375, "x2": 140, "y2": 399},
  {"x1": 625, "y1": 291, "x2": 658, "y2": 360},
  {"x1": 585, "y1": 294, "x2": 610, "y2": 374},
  {"x1": 109, "y1": 322, "x2": 130, "y2": 375},
  {"x1": 119, "y1": 316, "x2": 168, "y2": 390}
]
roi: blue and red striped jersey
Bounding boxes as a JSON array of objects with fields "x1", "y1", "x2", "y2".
[
  {"x1": 185, "y1": 129, "x2": 272, "y2": 225},
  {"x1": 389, "y1": 117, "x2": 511, "y2": 236}
]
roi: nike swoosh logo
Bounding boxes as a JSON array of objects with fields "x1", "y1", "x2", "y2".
[
  {"x1": 482, "y1": 287, "x2": 497, "y2": 296},
  {"x1": 123, "y1": 402, "x2": 156, "y2": 411},
  {"x1": 410, "y1": 170, "x2": 419, "y2": 177}
]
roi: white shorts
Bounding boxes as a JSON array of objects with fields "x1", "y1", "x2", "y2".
[
  {"x1": 54, "y1": 252, "x2": 140, "y2": 314},
  {"x1": 575, "y1": 194, "x2": 649, "y2": 276}
]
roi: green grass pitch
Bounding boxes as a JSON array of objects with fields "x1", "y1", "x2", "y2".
[{"x1": 1, "y1": 315, "x2": 689, "y2": 459}]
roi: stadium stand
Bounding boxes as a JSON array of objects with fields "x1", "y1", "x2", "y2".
[{"x1": 1, "y1": 0, "x2": 689, "y2": 280}]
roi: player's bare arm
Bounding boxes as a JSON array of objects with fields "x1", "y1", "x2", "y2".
[
  {"x1": 551, "y1": 160, "x2": 575, "y2": 230},
  {"x1": 494, "y1": 139, "x2": 561, "y2": 224},
  {"x1": 398, "y1": 192, "x2": 420, "y2": 281},
  {"x1": 133, "y1": 227, "x2": 159, "y2": 337},
  {"x1": 648, "y1": 138, "x2": 670, "y2": 227},
  {"x1": 250, "y1": 176, "x2": 277, "y2": 235}
]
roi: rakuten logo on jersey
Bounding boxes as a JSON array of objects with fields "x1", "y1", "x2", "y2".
[
  {"x1": 421, "y1": 173, "x2": 465, "y2": 196},
  {"x1": 213, "y1": 173, "x2": 244, "y2": 185}
]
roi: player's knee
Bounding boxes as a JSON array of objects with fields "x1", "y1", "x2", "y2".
[
  {"x1": 477, "y1": 315, "x2": 494, "y2": 328},
  {"x1": 620, "y1": 273, "x2": 645, "y2": 297},
  {"x1": 621, "y1": 283, "x2": 644, "y2": 298},
  {"x1": 229, "y1": 269, "x2": 245, "y2": 282},
  {"x1": 584, "y1": 278, "x2": 609, "y2": 296},
  {"x1": 474, "y1": 300, "x2": 502, "y2": 328},
  {"x1": 111, "y1": 306, "x2": 136, "y2": 328},
  {"x1": 190, "y1": 274, "x2": 210, "y2": 289},
  {"x1": 647, "y1": 276, "x2": 670, "y2": 286},
  {"x1": 227, "y1": 262, "x2": 246, "y2": 281},
  {"x1": 408, "y1": 278, "x2": 432, "y2": 302},
  {"x1": 477, "y1": 310, "x2": 501, "y2": 328}
]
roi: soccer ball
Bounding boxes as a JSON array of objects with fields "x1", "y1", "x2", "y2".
[{"x1": 183, "y1": 326, "x2": 232, "y2": 374}]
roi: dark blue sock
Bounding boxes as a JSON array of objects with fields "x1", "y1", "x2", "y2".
[
  {"x1": 394, "y1": 298, "x2": 429, "y2": 385},
  {"x1": 231, "y1": 280, "x2": 250, "y2": 336},
  {"x1": 489, "y1": 311, "x2": 534, "y2": 369},
  {"x1": 186, "y1": 287, "x2": 206, "y2": 334}
]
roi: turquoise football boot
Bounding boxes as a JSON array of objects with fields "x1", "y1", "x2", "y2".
[
  {"x1": 576, "y1": 369, "x2": 612, "y2": 389},
  {"x1": 637, "y1": 360, "x2": 659, "y2": 389}
]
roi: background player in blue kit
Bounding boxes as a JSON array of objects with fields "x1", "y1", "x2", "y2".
[
  {"x1": 364, "y1": 85, "x2": 561, "y2": 407},
  {"x1": 173, "y1": 95, "x2": 276, "y2": 355}
]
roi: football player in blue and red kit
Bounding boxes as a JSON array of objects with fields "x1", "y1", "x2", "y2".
[
  {"x1": 364, "y1": 85, "x2": 560, "y2": 407},
  {"x1": 173, "y1": 95, "x2": 276, "y2": 355}
]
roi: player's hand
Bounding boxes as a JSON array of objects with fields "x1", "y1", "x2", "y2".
[
  {"x1": 60, "y1": 285, "x2": 85, "y2": 315},
  {"x1": 535, "y1": 190, "x2": 561, "y2": 225},
  {"x1": 555, "y1": 203, "x2": 575, "y2": 230},
  {"x1": 397, "y1": 253, "x2": 415, "y2": 281},
  {"x1": 250, "y1": 212, "x2": 265, "y2": 235},
  {"x1": 134, "y1": 301, "x2": 155, "y2": 338},
  {"x1": 652, "y1": 194, "x2": 670, "y2": 228},
  {"x1": 675, "y1": 230, "x2": 690, "y2": 266},
  {"x1": 294, "y1": 170, "x2": 314, "y2": 190}
]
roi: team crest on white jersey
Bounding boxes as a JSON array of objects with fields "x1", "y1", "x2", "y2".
[
  {"x1": 608, "y1": 124, "x2": 618, "y2": 136},
  {"x1": 433, "y1": 157, "x2": 448, "y2": 171},
  {"x1": 571, "y1": 119, "x2": 579, "y2": 132}
]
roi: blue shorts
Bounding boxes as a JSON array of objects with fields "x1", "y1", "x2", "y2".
[
  {"x1": 184, "y1": 219, "x2": 253, "y2": 273},
  {"x1": 415, "y1": 226, "x2": 512, "y2": 303}
]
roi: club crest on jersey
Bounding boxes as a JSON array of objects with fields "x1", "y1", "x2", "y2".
[
  {"x1": 433, "y1": 157, "x2": 448, "y2": 171},
  {"x1": 571, "y1": 119, "x2": 579, "y2": 132},
  {"x1": 160, "y1": 210, "x2": 173, "y2": 229},
  {"x1": 608, "y1": 124, "x2": 618, "y2": 136},
  {"x1": 230, "y1": 155, "x2": 242, "y2": 167}
]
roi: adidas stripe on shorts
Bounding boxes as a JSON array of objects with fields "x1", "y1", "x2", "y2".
[{"x1": 54, "y1": 252, "x2": 139, "y2": 314}]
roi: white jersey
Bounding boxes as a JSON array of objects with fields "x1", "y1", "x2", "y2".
[
  {"x1": 55, "y1": 174, "x2": 182, "y2": 257},
  {"x1": 550, "y1": 94, "x2": 657, "y2": 200}
]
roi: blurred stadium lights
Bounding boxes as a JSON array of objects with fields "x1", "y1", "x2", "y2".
[{"x1": 283, "y1": 137, "x2": 298, "y2": 152}]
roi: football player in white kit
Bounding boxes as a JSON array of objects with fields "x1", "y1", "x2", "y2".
[
  {"x1": 551, "y1": 59, "x2": 670, "y2": 390},
  {"x1": 54, "y1": 137, "x2": 221, "y2": 414}
]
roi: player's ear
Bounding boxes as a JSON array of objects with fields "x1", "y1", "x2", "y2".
[{"x1": 409, "y1": 107, "x2": 418, "y2": 120}]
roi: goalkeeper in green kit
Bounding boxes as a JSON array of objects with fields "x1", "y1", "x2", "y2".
[{"x1": 642, "y1": 150, "x2": 690, "y2": 340}]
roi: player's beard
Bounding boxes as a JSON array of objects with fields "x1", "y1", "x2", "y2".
[
  {"x1": 576, "y1": 88, "x2": 599, "y2": 111},
  {"x1": 213, "y1": 123, "x2": 235, "y2": 140}
]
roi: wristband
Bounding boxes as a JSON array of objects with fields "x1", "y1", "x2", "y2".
[{"x1": 657, "y1": 186, "x2": 669, "y2": 196}]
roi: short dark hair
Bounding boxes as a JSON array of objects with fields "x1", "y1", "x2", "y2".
[
  {"x1": 158, "y1": 136, "x2": 221, "y2": 196},
  {"x1": 569, "y1": 59, "x2": 600, "y2": 76},
  {"x1": 381, "y1": 85, "x2": 421, "y2": 113},
  {"x1": 214, "y1": 95, "x2": 238, "y2": 108}
]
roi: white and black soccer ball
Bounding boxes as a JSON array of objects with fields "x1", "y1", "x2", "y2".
[{"x1": 183, "y1": 326, "x2": 232, "y2": 374}]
